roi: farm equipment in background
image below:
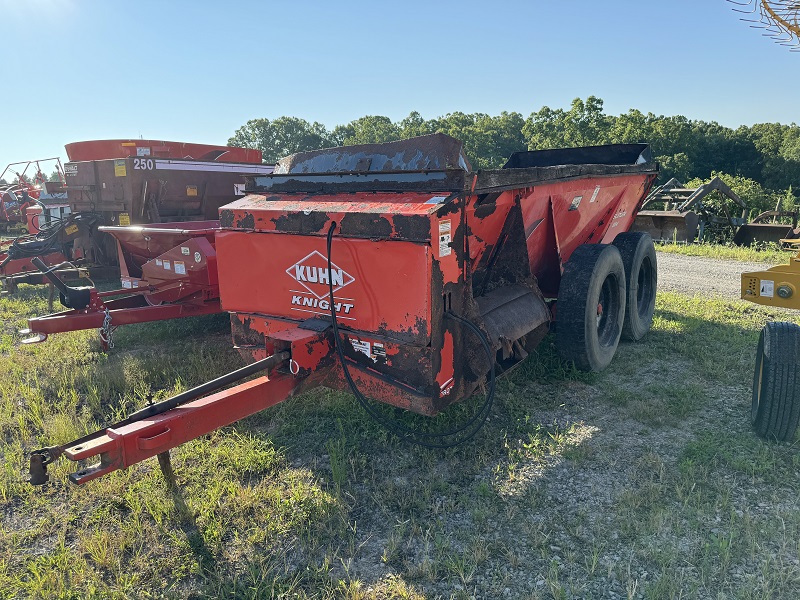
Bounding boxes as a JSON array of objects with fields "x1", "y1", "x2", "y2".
[
  {"x1": 28, "y1": 134, "x2": 660, "y2": 486},
  {"x1": 731, "y1": 209, "x2": 800, "y2": 246},
  {"x1": 632, "y1": 176, "x2": 748, "y2": 243},
  {"x1": 741, "y1": 245, "x2": 800, "y2": 442},
  {"x1": 0, "y1": 158, "x2": 66, "y2": 232},
  {"x1": 19, "y1": 220, "x2": 222, "y2": 346},
  {"x1": 1, "y1": 140, "x2": 272, "y2": 294}
]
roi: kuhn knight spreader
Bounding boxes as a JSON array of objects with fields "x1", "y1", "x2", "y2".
[{"x1": 29, "y1": 135, "x2": 659, "y2": 485}]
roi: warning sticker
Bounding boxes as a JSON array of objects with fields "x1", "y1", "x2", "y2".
[
  {"x1": 155, "y1": 259, "x2": 163, "y2": 266},
  {"x1": 181, "y1": 246, "x2": 190, "y2": 255},
  {"x1": 64, "y1": 164, "x2": 78, "y2": 176},
  {"x1": 372, "y1": 342, "x2": 386, "y2": 361},
  {"x1": 186, "y1": 185, "x2": 198, "y2": 197},
  {"x1": 439, "y1": 220, "x2": 452, "y2": 257},
  {"x1": 64, "y1": 224, "x2": 78, "y2": 235},
  {"x1": 350, "y1": 338, "x2": 371, "y2": 358},
  {"x1": 590, "y1": 185, "x2": 601, "y2": 203},
  {"x1": 194, "y1": 251, "x2": 202, "y2": 263},
  {"x1": 569, "y1": 195, "x2": 583, "y2": 211},
  {"x1": 122, "y1": 278, "x2": 132, "y2": 289},
  {"x1": 114, "y1": 160, "x2": 127, "y2": 177},
  {"x1": 174, "y1": 261, "x2": 186, "y2": 275},
  {"x1": 163, "y1": 260, "x2": 171, "y2": 270},
  {"x1": 118, "y1": 213, "x2": 130, "y2": 226},
  {"x1": 136, "y1": 147, "x2": 151, "y2": 156},
  {"x1": 760, "y1": 280, "x2": 774, "y2": 298}
]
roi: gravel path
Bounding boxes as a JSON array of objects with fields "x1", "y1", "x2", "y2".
[{"x1": 656, "y1": 251, "x2": 768, "y2": 298}]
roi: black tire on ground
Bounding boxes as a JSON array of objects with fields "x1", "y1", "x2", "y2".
[
  {"x1": 612, "y1": 231, "x2": 657, "y2": 342},
  {"x1": 752, "y1": 321, "x2": 800, "y2": 442},
  {"x1": 556, "y1": 244, "x2": 626, "y2": 372}
]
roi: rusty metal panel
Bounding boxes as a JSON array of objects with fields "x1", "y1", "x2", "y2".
[
  {"x1": 274, "y1": 133, "x2": 471, "y2": 174},
  {"x1": 503, "y1": 143, "x2": 652, "y2": 169},
  {"x1": 219, "y1": 193, "x2": 439, "y2": 242},
  {"x1": 246, "y1": 170, "x2": 467, "y2": 195},
  {"x1": 65, "y1": 140, "x2": 263, "y2": 164},
  {"x1": 518, "y1": 173, "x2": 657, "y2": 292},
  {"x1": 632, "y1": 210, "x2": 700, "y2": 244},
  {"x1": 216, "y1": 231, "x2": 432, "y2": 345}
]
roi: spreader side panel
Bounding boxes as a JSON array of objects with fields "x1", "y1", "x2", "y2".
[{"x1": 216, "y1": 231, "x2": 432, "y2": 345}]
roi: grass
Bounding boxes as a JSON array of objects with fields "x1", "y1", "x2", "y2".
[
  {"x1": 656, "y1": 240, "x2": 794, "y2": 264},
  {"x1": 1, "y1": 277, "x2": 800, "y2": 598}
]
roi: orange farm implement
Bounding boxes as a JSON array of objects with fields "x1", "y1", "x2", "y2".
[{"x1": 29, "y1": 135, "x2": 659, "y2": 486}]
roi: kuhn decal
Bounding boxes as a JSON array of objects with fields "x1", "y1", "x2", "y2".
[
  {"x1": 290, "y1": 294, "x2": 355, "y2": 317},
  {"x1": 286, "y1": 251, "x2": 354, "y2": 299},
  {"x1": 287, "y1": 251, "x2": 356, "y2": 319}
]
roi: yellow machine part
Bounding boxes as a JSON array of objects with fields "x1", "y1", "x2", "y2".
[{"x1": 742, "y1": 246, "x2": 800, "y2": 309}]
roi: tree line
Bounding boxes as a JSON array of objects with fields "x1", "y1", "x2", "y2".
[{"x1": 228, "y1": 97, "x2": 800, "y2": 217}]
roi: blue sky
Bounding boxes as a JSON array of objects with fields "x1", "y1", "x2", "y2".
[{"x1": 1, "y1": 0, "x2": 797, "y2": 170}]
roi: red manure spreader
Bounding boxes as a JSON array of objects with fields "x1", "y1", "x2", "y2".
[
  {"x1": 7, "y1": 140, "x2": 273, "y2": 344},
  {"x1": 29, "y1": 134, "x2": 659, "y2": 486},
  {"x1": 2, "y1": 139, "x2": 270, "y2": 294}
]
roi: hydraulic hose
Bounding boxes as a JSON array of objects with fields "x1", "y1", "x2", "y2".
[{"x1": 325, "y1": 221, "x2": 495, "y2": 448}]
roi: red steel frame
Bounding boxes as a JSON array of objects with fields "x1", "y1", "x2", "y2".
[{"x1": 65, "y1": 373, "x2": 296, "y2": 484}]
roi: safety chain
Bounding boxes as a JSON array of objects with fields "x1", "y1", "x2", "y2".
[{"x1": 99, "y1": 307, "x2": 115, "y2": 350}]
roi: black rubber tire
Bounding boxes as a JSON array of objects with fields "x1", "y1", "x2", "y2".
[
  {"x1": 752, "y1": 321, "x2": 800, "y2": 442},
  {"x1": 613, "y1": 232, "x2": 657, "y2": 342},
  {"x1": 556, "y1": 244, "x2": 626, "y2": 372}
]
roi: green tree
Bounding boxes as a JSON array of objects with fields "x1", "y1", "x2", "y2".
[
  {"x1": 658, "y1": 152, "x2": 692, "y2": 183},
  {"x1": 226, "y1": 101, "x2": 800, "y2": 205},
  {"x1": 523, "y1": 96, "x2": 610, "y2": 150},
  {"x1": 434, "y1": 111, "x2": 526, "y2": 169},
  {"x1": 227, "y1": 117, "x2": 330, "y2": 163},
  {"x1": 399, "y1": 111, "x2": 438, "y2": 138},
  {"x1": 330, "y1": 115, "x2": 401, "y2": 147}
]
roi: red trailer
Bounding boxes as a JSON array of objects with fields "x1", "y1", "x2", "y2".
[
  {"x1": 20, "y1": 221, "x2": 222, "y2": 347},
  {"x1": 1, "y1": 139, "x2": 270, "y2": 292},
  {"x1": 29, "y1": 135, "x2": 659, "y2": 485}
]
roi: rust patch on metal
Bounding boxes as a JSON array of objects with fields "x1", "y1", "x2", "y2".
[
  {"x1": 230, "y1": 314, "x2": 265, "y2": 347},
  {"x1": 340, "y1": 213, "x2": 393, "y2": 238},
  {"x1": 235, "y1": 212, "x2": 255, "y2": 230},
  {"x1": 271, "y1": 211, "x2": 329, "y2": 234},
  {"x1": 219, "y1": 209, "x2": 234, "y2": 228},
  {"x1": 392, "y1": 214, "x2": 431, "y2": 241},
  {"x1": 474, "y1": 202, "x2": 498, "y2": 219}
]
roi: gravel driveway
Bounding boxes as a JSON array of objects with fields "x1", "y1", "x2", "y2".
[{"x1": 656, "y1": 251, "x2": 768, "y2": 298}]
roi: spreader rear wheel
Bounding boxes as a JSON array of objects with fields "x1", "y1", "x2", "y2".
[
  {"x1": 752, "y1": 321, "x2": 800, "y2": 442},
  {"x1": 613, "y1": 232, "x2": 657, "y2": 341},
  {"x1": 557, "y1": 244, "x2": 626, "y2": 372}
]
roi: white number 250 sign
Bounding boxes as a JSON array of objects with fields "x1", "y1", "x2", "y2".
[{"x1": 133, "y1": 158, "x2": 154, "y2": 170}]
